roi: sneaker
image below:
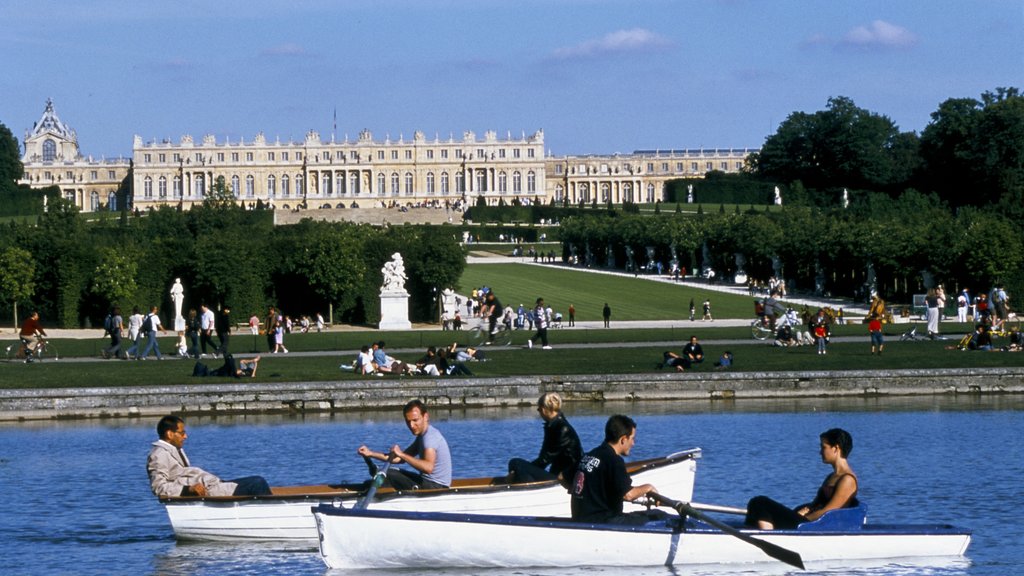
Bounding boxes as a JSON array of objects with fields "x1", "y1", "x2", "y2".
[
  {"x1": 527, "y1": 340, "x2": 533, "y2": 349},
  {"x1": 283, "y1": 348, "x2": 289, "y2": 353},
  {"x1": 542, "y1": 345, "x2": 552, "y2": 350}
]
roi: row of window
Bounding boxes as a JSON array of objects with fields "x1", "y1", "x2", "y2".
[
  {"x1": 141, "y1": 170, "x2": 540, "y2": 199},
  {"x1": 140, "y1": 146, "x2": 538, "y2": 165},
  {"x1": 554, "y1": 160, "x2": 743, "y2": 175}
]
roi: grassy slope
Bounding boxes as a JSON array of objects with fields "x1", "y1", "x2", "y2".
[{"x1": 458, "y1": 262, "x2": 753, "y2": 321}]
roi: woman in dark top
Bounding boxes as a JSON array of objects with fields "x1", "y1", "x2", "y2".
[
  {"x1": 506, "y1": 392, "x2": 583, "y2": 484},
  {"x1": 745, "y1": 428, "x2": 859, "y2": 530}
]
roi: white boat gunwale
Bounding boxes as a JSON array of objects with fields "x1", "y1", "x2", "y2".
[
  {"x1": 159, "y1": 448, "x2": 701, "y2": 504},
  {"x1": 312, "y1": 503, "x2": 972, "y2": 539}
]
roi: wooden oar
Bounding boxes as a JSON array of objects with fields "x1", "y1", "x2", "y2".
[
  {"x1": 650, "y1": 492, "x2": 805, "y2": 570},
  {"x1": 355, "y1": 453, "x2": 394, "y2": 510},
  {"x1": 690, "y1": 502, "x2": 748, "y2": 516}
]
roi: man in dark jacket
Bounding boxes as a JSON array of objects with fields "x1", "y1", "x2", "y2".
[
  {"x1": 506, "y1": 392, "x2": 583, "y2": 484},
  {"x1": 215, "y1": 305, "x2": 232, "y2": 355}
]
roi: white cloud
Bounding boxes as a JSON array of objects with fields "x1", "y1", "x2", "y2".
[
  {"x1": 840, "y1": 20, "x2": 916, "y2": 48},
  {"x1": 550, "y1": 28, "x2": 673, "y2": 60}
]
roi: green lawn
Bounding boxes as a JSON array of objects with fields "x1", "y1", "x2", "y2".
[
  {"x1": 459, "y1": 262, "x2": 771, "y2": 321},
  {"x1": 3, "y1": 334, "x2": 1022, "y2": 390},
  {"x1": 4, "y1": 263, "x2": 1020, "y2": 390}
]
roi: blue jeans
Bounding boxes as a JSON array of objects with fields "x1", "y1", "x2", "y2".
[{"x1": 139, "y1": 331, "x2": 162, "y2": 359}]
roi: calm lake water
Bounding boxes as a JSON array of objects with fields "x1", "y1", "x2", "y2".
[{"x1": 1, "y1": 395, "x2": 1021, "y2": 576}]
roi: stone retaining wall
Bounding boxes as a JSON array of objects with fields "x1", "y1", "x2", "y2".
[{"x1": 2, "y1": 368, "x2": 1022, "y2": 422}]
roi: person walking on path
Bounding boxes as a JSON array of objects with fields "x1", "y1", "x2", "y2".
[
  {"x1": 702, "y1": 298, "x2": 713, "y2": 321},
  {"x1": 102, "y1": 306, "x2": 124, "y2": 359},
  {"x1": 527, "y1": 297, "x2": 551, "y2": 350},
  {"x1": 137, "y1": 306, "x2": 167, "y2": 360},
  {"x1": 868, "y1": 315, "x2": 884, "y2": 355},
  {"x1": 602, "y1": 303, "x2": 611, "y2": 328},
  {"x1": 689, "y1": 298, "x2": 696, "y2": 322}
]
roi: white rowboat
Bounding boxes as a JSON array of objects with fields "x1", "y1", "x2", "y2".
[
  {"x1": 160, "y1": 448, "x2": 699, "y2": 543},
  {"x1": 312, "y1": 503, "x2": 971, "y2": 569}
]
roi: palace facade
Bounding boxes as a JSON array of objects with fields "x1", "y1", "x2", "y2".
[
  {"x1": 18, "y1": 100, "x2": 132, "y2": 211},
  {"x1": 19, "y1": 100, "x2": 755, "y2": 213}
]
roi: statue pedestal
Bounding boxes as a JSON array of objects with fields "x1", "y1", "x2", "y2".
[
  {"x1": 379, "y1": 291, "x2": 412, "y2": 330},
  {"x1": 174, "y1": 316, "x2": 186, "y2": 332}
]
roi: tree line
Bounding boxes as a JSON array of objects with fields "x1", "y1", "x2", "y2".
[{"x1": 0, "y1": 197, "x2": 465, "y2": 329}]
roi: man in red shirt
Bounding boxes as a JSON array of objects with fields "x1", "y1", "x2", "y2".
[
  {"x1": 868, "y1": 316, "x2": 884, "y2": 355},
  {"x1": 19, "y1": 310, "x2": 48, "y2": 362}
]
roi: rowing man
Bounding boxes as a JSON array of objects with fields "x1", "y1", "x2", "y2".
[{"x1": 570, "y1": 414, "x2": 663, "y2": 524}]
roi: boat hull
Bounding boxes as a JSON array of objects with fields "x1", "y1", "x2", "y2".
[
  {"x1": 162, "y1": 449, "x2": 699, "y2": 542},
  {"x1": 313, "y1": 507, "x2": 971, "y2": 569}
]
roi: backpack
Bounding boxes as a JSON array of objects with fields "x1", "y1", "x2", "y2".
[
  {"x1": 103, "y1": 314, "x2": 114, "y2": 335},
  {"x1": 141, "y1": 314, "x2": 154, "y2": 334}
]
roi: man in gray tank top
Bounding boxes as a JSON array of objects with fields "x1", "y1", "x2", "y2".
[{"x1": 357, "y1": 399, "x2": 452, "y2": 489}]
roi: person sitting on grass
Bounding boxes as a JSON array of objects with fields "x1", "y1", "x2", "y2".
[
  {"x1": 714, "y1": 351, "x2": 733, "y2": 369},
  {"x1": 193, "y1": 354, "x2": 261, "y2": 378}
]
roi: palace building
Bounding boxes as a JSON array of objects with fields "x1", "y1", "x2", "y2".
[
  {"x1": 18, "y1": 99, "x2": 132, "y2": 212},
  {"x1": 19, "y1": 100, "x2": 755, "y2": 213}
]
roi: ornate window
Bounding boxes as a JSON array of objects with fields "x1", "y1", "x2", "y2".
[
  {"x1": 231, "y1": 175, "x2": 240, "y2": 196},
  {"x1": 441, "y1": 172, "x2": 449, "y2": 194},
  {"x1": 245, "y1": 175, "x2": 255, "y2": 197},
  {"x1": 391, "y1": 172, "x2": 400, "y2": 196},
  {"x1": 350, "y1": 172, "x2": 359, "y2": 196},
  {"x1": 281, "y1": 175, "x2": 289, "y2": 197},
  {"x1": 426, "y1": 172, "x2": 435, "y2": 194},
  {"x1": 295, "y1": 173, "x2": 304, "y2": 196},
  {"x1": 144, "y1": 176, "x2": 153, "y2": 199},
  {"x1": 498, "y1": 171, "x2": 507, "y2": 193},
  {"x1": 455, "y1": 171, "x2": 465, "y2": 193},
  {"x1": 404, "y1": 172, "x2": 413, "y2": 195},
  {"x1": 527, "y1": 171, "x2": 536, "y2": 192},
  {"x1": 158, "y1": 176, "x2": 167, "y2": 199},
  {"x1": 512, "y1": 171, "x2": 522, "y2": 193},
  {"x1": 267, "y1": 175, "x2": 276, "y2": 196},
  {"x1": 43, "y1": 139, "x2": 56, "y2": 162},
  {"x1": 107, "y1": 191, "x2": 117, "y2": 211},
  {"x1": 322, "y1": 172, "x2": 332, "y2": 196},
  {"x1": 377, "y1": 173, "x2": 386, "y2": 196},
  {"x1": 173, "y1": 175, "x2": 182, "y2": 198},
  {"x1": 194, "y1": 174, "x2": 206, "y2": 197},
  {"x1": 336, "y1": 173, "x2": 345, "y2": 195}
]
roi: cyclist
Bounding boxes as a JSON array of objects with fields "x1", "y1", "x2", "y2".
[
  {"x1": 482, "y1": 291, "x2": 503, "y2": 344},
  {"x1": 19, "y1": 310, "x2": 48, "y2": 363}
]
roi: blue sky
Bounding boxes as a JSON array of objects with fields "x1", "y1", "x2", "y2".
[{"x1": 3, "y1": 0, "x2": 1021, "y2": 158}]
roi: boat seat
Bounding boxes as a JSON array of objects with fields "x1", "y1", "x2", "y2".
[{"x1": 797, "y1": 503, "x2": 867, "y2": 531}]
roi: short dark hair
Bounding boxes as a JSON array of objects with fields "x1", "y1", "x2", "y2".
[
  {"x1": 404, "y1": 399, "x2": 427, "y2": 415},
  {"x1": 604, "y1": 414, "x2": 636, "y2": 444},
  {"x1": 157, "y1": 415, "x2": 184, "y2": 439},
  {"x1": 821, "y1": 428, "x2": 853, "y2": 457}
]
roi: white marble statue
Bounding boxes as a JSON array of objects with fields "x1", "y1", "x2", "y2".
[
  {"x1": 170, "y1": 278, "x2": 186, "y2": 331},
  {"x1": 774, "y1": 186, "x2": 782, "y2": 206},
  {"x1": 687, "y1": 184, "x2": 694, "y2": 204},
  {"x1": 381, "y1": 253, "x2": 407, "y2": 293}
]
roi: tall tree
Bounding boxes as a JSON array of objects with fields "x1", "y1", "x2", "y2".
[
  {"x1": 0, "y1": 246, "x2": 35, "y2": 329},
  {"x1": 0, "y1": 122, "x2": 23, "y2": 185},
  {"x1": 751, "y1": 97, "x2": 915, "y2": 196}
]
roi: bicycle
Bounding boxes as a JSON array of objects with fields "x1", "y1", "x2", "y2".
[
  {"x1": 987, "y1": 311, "x2": 1020, "y2": 338},
  {"x1": 750, "y1": 318, "x2": 774, "y2": 341},
  {"x1": 470, "y1": 318, "x2": 513, "y2": 347},
  {"x1": 5, "y1": 335, "x2": 59, "y2": 363}
]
